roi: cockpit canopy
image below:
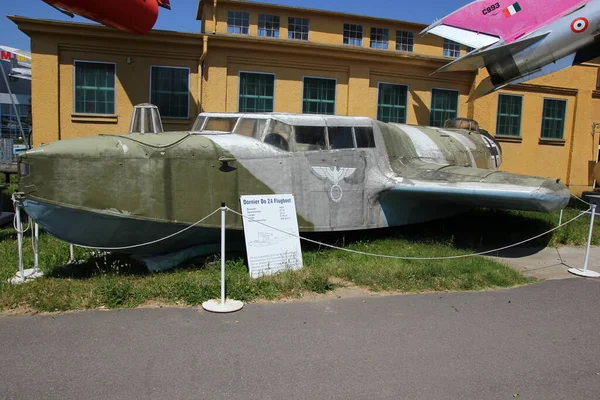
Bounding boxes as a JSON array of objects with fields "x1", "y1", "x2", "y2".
[{"x1": 191, "y1": 113, "x2": 376, "y2": 152}]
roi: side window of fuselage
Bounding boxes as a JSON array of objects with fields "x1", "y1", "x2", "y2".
[
  {"x1": 295, "y1": 126, "x2": 327, "y2": 151},
  {"x1": 204, "y1": 117, "x2": 238, "y2": 132},
  {"x1": 355, "y1": 127, "x2": 375, "y2": 148},
  {"x1": 328, "y1": 127, "x2": 355, "y2": 149}
]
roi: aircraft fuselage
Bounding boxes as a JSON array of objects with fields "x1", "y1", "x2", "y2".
[{"x1": 488, "y1": 0, "x2": 600, "y2": 85}]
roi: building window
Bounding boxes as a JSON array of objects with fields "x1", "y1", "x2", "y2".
[
  {"x1": 541, "y1": 99, "x2": 567, "y2": 139},
  {"x1": 74, "y1": 61, "x2": 115, "y2": 114},
  {"x1": 303, "y1": 77, "x2": 336, "y2": 115},
  {"x1": 496, "y1": 94, "x2": 522, "y2": 137},
  {"x1": 370, "y1": 27, "x2": 389, "y2": 49},
  {"x1": 377, "y1": 83, "x2": 408, "y2": 123},
  {"x1": 239, "y1": 72, "x2": 275, "y2": 113},
  {"x1": 227, "y1": 11, "x2": 249, "y2": 34},
  {"x1": 343, "y1": 23, "x2": 363, "y2": 46},
  {"x1": 150, "y1": 66, "x2": 190, "y2": 118},
  {"x1": 396, "y1": 30, "x2": 414, "y2": 52},
  {"x1": 443, "y1": 39, "x2": 461, "y2": 58},
  {"x1": 430, "y1": 89, "x2": 458, "y2": 127},
  {"x1": 258, "y1": 14, "x2": 279, "y2": 38},
  {"x1": 0, "y1": 104, "x2": 31, "y2": 139},
  {"x1": 288, "y1": 17, "x2": 309, "y2": 40}
]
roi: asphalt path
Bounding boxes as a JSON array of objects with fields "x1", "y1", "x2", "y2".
[{"x1": 2, "y1": 279, "x2": 600, "y2": 399}]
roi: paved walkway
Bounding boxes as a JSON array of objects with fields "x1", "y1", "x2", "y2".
[
  {"x1": 487, "y1": 246, "x2": 600, "y2": 280},
  {"x1": 2, "y1": 279, "x2": 600, "y2": 399}
]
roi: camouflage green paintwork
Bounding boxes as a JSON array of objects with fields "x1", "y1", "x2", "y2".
[{"x1": 16, "y1": 112, "x2": 569, "y2": 255}]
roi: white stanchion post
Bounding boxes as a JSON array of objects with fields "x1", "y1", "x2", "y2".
[
  {"x1": 34, "y1": 223, "x2": 39, "y2": 271},
  {"x1": 202, "y1": 203, "x2": 244, "y2": 313},
  {"x1": 559, "y1": 209, "x2": 564, "y2": 226},
  {"x1": 15, "y1": 201, "x2": 24, "y2": 281},
  {"x1": 69, "y1": 244, "x2": 75, "y2": 262},
  {"x1": 569, "y1": 204, "x2": 599, "y2": 278}
]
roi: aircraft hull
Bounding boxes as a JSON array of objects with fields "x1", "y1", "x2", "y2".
[
  {"x1": 43, "y1": 0, "x2": 160, "y2": 34},
  {"x1": 17, "y1": 115, "x2": 570, "y2": 259},
  {"x1": 21, "y1": 199, "x2": 223, "y2": 256}
]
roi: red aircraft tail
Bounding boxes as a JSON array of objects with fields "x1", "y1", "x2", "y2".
[{"x1": 157, "y1": 0, "x2": 171, "y2": 10}]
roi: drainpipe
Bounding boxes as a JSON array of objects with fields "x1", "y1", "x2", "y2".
[
  {"x1": 213, "y1": 0, "x2": 217, "y2": 34},
  {"x1": 566, "y1": 93, "x2": 580, "y2": 187},
  {"x1": 198, "y1": 36, "x2": 208, "y2": 113}
]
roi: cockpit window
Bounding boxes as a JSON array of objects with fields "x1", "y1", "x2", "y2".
[
  {"x1": 191, "y1": 116, "x2": 206, "y2": 131},
  {"x1": 204, "y1": 117, "x2": 238, "y2": 132},
  {"x1": 355, "y1": 127, "x2": 375, "y2": 148},
  {"x1": 295, "y1": 126, "x2": 327, "y2": 151},
  {"x1": 328, "y1": 127, "x2": 355, "y2": 149},
  {"x1": 234, "y1": 118, "x2": 268, "y2": 138},
  {"x1": 263, "y1": 120, "x2": 292, "y2": 151}
]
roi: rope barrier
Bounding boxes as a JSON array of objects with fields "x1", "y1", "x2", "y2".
[
  {"x1": 68, "y1": 208, "x2": 221, "y2": 251},
  {"x1": 227, "y1": 207, "x2": 591, "y2": 261},
  {"x1": 11, "y1": 196, "x2": 31, "y2": 234},
  {"x1": 570, "y1": 192, "x2": 593, "y2": 207}
]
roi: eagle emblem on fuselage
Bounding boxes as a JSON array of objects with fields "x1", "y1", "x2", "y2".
[{"x1": 310, "y1": 166, "x2": 356, "y2": 203}]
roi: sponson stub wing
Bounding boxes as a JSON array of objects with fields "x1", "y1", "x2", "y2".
[{"x1": 383, "y1": 162, "x2": 569, "y2": 214}]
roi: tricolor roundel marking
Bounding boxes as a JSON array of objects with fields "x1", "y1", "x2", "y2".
[{"x1": 571, "y1": 17, "x2": 589, "y2": 33}]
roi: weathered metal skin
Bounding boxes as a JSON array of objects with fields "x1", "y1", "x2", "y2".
[{"x1": 17, "y1": 113, "x2": 569, "y2": 255}]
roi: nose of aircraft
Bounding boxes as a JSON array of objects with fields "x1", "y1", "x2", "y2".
[{"x1": 17, "y1": 132, "x2": 216, "y2": 218}]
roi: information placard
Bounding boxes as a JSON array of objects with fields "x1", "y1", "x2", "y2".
[{"x1": 240, "y1": 194, "x2": 303, "y2": 278}]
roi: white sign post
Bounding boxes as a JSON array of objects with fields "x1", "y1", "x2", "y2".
[{"x1": 240, "y1": 194, "x2": 303, "y2": 278}]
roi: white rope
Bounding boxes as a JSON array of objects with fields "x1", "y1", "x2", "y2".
[
  {"x1": 69, "y1": 208, "x2": 221, "y2": 251},
  {"x1": 11, "y1": 196, "x2": 31, "y2": 234},
  {"x1": 570, "y1": 192, "x2": 593, "y2": 207},
  {"x1": 227, "y1": 207, "x2": 591, "y2": 261}
]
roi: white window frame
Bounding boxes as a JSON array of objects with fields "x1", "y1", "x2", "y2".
[
  {"x1": 72, "y1": 60, "x2": 117, "y2": 115},
  {"x1": 301, "y1": 75, "x2": 338, "y2": 115},
  {"x1": 237, "y1": 71, "x2": 277, "y2": 113},
  {"x1": 149, "y1": 65, "x2": 191, "y2": 119},
  {"x1": 376, "y1": 82, "x2": 410, "y2": 123},
  {"x1": 443, "y1": 39, "x2": 461, "y2": 58},
  {"x1": 395, "y1": 30, "x2": 414, "y2": 52}
]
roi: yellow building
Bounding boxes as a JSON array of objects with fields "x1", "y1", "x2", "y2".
[{"x1": 10, "y1": 0, "x2": 600, "y2": 194}]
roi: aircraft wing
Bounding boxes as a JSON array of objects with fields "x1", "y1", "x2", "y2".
[
  {"x1": 383, "y1": 163, "x2": 569, "y2": 213},
  {"x1": 422, "y1": 0, "x2": 589, "y2": 48},
  {"x1": 434, "y1": 32, "x2": 549, "y2": 73}
]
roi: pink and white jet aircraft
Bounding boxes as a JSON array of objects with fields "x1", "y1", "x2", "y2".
[{"x1": 421, "y1": 0, "x2": 600, "y2": 98}]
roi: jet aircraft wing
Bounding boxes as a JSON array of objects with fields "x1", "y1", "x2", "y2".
[
  {"x1": 422, "y1": 0, "x2": 590, "y2": 48},
  {"x1": 434, "y1": 32, "x2": 549, "y2": 73},
  {"x1": 384, "y1": 162, "x2": 568, "y2": 213}
]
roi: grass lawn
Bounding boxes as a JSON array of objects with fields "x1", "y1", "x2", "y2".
[{"x1": 0, "y1": 203, "x2": 598, "y2": 313}]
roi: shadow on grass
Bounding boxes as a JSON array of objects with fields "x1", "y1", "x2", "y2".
[
  {"x1": 301, "y1": 208, "x2": 555, "y2": 257},
  {"x1": 41, "y1": 208, "x2": 556, "y2": 279}
]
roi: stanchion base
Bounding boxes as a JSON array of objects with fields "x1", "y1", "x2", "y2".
[
  {"x1": 568, "y1": 268, "x2": 600, "y2": 278},
  {"x1": 8, "y1": 268, "x2": 44, "y2": 284},
  {"x1": 202, "y1": 299, "x2": 244, "y2": 313}
]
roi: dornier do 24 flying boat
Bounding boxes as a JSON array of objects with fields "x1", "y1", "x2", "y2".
[
  {"x1": 421, "y1": 0, "x2": 600, "y2": 98},
  {"x1": 16, "y1": 110, "x2": 569, "y2": 263},
  {"x1": 41, "y1": 0, "x2": 171, "y2": 34}
]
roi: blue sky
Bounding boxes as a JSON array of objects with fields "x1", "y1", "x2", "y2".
[{"x1": 1, "y1": 0, "x2": 469, "y2": 51}]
